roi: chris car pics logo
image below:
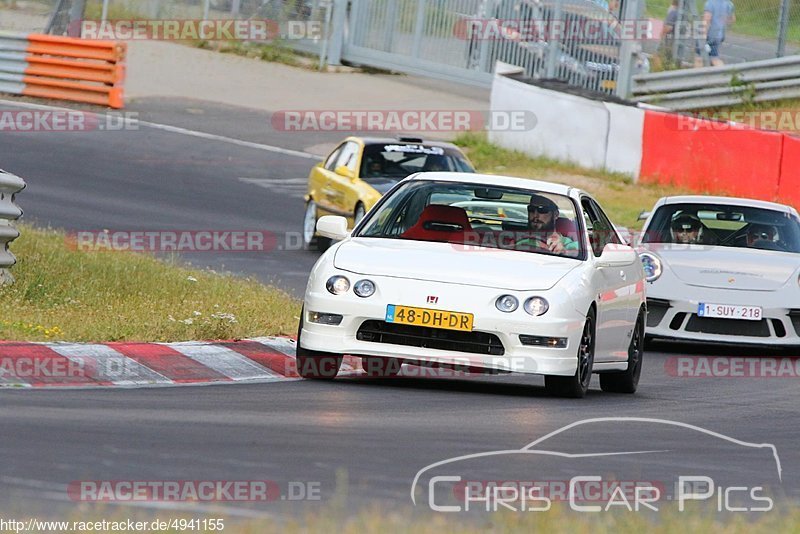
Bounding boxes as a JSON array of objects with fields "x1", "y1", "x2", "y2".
[{"x1": 411, "y1": 417, "x2": 781, "y2": 513}]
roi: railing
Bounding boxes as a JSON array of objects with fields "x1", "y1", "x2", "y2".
[
  {"x1": 631, "y1": 55, "x2": 800, "y2": 110},
  {"x1": 0, "y1": 31, "x2": 126, "y2": 108},
  {"x1": 0, "y1": 170, "x2": 26, "y2": 285}
]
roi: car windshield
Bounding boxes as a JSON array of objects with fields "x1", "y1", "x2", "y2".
[
  {"x1": 359, "y1": 143, "x2": 474, "y2": 180},
  {"x1": 642, "y1": 203, "x2": 800, "y2": 253},
  {"x1": 356, "y1": 180, "x2": 584, "y2": 258}
]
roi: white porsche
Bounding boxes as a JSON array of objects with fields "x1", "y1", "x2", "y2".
[
  {"x1": 297, "y1": 172, "x2": 646, "y2": 397},
  {"x1": 637, "y1": 195, "x2": 800, "y2": 348}
]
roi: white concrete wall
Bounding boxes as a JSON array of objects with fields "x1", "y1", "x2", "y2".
[{"x1": 489, "y1": 72, "x2": 645, "y2": 180}]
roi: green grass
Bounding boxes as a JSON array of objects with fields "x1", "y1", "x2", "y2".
[
  {"x1": 83, "y1": 0, "x2": 148, "y2": 21},
  {"x1": 8, "y1": 500, "x2": 800, "y2": 533},
  {"x1": 202, "y1": 40, "x2": 310, "y2": 69},
  {"x1": 0, "y1": 226, "x2": 299, "y2": 343},
  {"x1": 454, "y1": 132, "x2": 682, "y2": 228}
]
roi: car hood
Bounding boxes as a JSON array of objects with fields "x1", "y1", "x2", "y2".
[
  {"x1": 333, "y1": 238, "x2": 581, "y2": 291},
  {"x1": 651, "y1": 246, "x2": 800, "y2": 291}
]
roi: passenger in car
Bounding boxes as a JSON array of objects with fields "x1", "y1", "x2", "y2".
[{"x1": 746, "y1": 224, "x2": 777, "y2": 248}]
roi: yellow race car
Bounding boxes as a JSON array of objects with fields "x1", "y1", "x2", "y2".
[{"x1": 303, "y1": 136, "x2": 475, "y2": 250}]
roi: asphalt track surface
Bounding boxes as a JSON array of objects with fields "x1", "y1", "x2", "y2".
[{"x1": 1, "y1": 97, "x2": 799, "y2": 521}]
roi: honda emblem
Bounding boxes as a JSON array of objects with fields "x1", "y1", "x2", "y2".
[{"x1": 427, "y1": 296, "x2": 439, "y2": 304}]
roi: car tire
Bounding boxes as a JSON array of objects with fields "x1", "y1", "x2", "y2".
[
  {"x1": 545, "y1": 309, "x2": 595, "y2": 398},
  {"x1": 600, "y1": 307, "x2": 645, "y2": 394},
  {"x1": 295, "y1": 307, "x2": 342, "y2": 379},
  {"x1": 303, "y1": 200, "x2": 331, "y2": 252},
  {"x1": 362, "y1": 356, "x2": 403, "y2": 377}
]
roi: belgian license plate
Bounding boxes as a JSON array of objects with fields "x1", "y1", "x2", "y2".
[
  {"x1": 385, "y1": 305, "x2": 474, "y2": 332},
  {"x1": 698, "y1": 303, "x2": 762, "y2": 321}
]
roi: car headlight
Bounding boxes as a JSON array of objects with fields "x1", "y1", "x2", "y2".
[
  {"x1": 524, "y1": 297, "x2": 549, "y2": 316},
  {"x1": 353, "y1": 279, "x2": 376, "y2": 298},
  {"x1": 495, "y1": 295, "x2": 519, "y2": 313},
  {"x1": 326, "y1": 275, "x2": 350, "y2": 295},
  {"x1": 640, "y1": 252, "x2": 662, "y2": 282}
]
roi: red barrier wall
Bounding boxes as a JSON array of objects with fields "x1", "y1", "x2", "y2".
[
  {"x1": 777, "y1": 134, "x2": 800, "y2": 209},
  {"x1": 640, "y1": 110, "x2": 784, "y2": 201}
]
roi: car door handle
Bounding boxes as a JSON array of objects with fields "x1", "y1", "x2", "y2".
[{"x1": 619, "y1": 270, "x2": 626, "y2": 280}]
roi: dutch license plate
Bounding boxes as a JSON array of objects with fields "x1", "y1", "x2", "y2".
[
  {"x1": 385, "y1": 305, "x2": 474, "y2": 332},
  {"x1": 698, "y1": 303, "x2": 763, "y2": 321},
  {"x1": 601, "y1": 80, "x2": 617, "y2": 90}
]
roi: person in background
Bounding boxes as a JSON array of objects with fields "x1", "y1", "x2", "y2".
[
  {"x1": 664, "y1": 0, "x2": 679, "y2": 39},
  {"x1": 695, "y1": 0, "x2": 735, "y2": 67}
]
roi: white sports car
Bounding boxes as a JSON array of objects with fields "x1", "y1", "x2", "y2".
[
  {"x1": 297, "y1": 172, "x2": 646, "y2": 397},
  {"x1": 637, "y1": 195, "x2": 800, "y2": 347}
]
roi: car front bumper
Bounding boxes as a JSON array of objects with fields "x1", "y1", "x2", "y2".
[
  {"x1": 645, "y1": 285, "x2": 800, "y2": 347},
  {"x1": 300, "y1": 282, "x2": 588, "y2": 377}
]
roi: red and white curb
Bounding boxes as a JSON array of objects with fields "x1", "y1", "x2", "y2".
[{"x1": 0, "y1": 337, "x2": 363, "y2": 388}]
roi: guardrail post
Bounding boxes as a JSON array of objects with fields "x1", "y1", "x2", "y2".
[
  {"x1": 383, "y1": 0, "x2": 399, "y2": 53},
  {"x1": 545, "y1": 0, "x2": 563, "y2": 78},
  {"x1": 0, "y1": 170, "x2": 26, "y2": 286},
  {"x1": 411, "y1": 0, "x2": 427, "y2": 59},
  {"x1": 67, "y1": 0, "x2": 86, "y2": 37},
  {"x1": 777, "y1": 0, "x2": 790, "y2": 57},
  {"x1": 326, "y1": 0, "x2": 348, "y2": 66},
  {"x1": 615, "y1": 0, "x2": 640, "y2": 99}
]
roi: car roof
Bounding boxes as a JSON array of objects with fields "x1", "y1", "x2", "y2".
[
  {"x1": 406, "y1": 172, "x2": 581, "y2": 197},
  {"x1": 657, "y1": 195, "x2": 798, "y2": 215},
  {"x1": 357, "y1": 137, "x2": 462, "y2": 150}
]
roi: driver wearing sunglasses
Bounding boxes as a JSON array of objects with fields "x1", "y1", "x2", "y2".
[
  {"x1": 670, "y1": 213, "x2": 704, "y2": 244},
  {"x1": 516, "y1": 194, "x2": 579, "y2": 254}
]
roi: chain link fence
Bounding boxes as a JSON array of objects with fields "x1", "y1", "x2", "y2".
[{"x1": 648, "y1": 0, "x2": 800, "y2": 70}]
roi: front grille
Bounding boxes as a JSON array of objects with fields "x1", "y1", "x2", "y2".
[
  {"x1": 790, "y1": 310, "x2": 800, "y2": 336},
  {"x1": 646, "y1": 298, "x2": 671, "y2": 327},
  {"x1": 685, "y1": 315, "x2": 770, "y2": 337},
  {"x1": 356, "y1": 320, "x2": 505, "y2": 356}
]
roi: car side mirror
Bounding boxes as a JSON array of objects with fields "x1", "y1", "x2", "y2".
[
  {"x1": 597, "y1": 243, "x2": 637, "y2": 267},
  {"x1": 317, "y1": 215, "x2": 349, "y2": 241},
  {"x1": 334, "y1": 165, "x2": 355, "y2": 179},
  {"x1": 637, "y1": 211, "x2": 651, "y2": 221}
]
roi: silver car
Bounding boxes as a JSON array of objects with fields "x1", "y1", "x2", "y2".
[{"x1": 636, "y1": 195, "x2": 800, "y2": 347}]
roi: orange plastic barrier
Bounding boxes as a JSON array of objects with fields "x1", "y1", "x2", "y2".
[
  {"x1": 27, "y1": 34, "x2": 125, "y2": 62},
  {"x1": 777, "y1": 134, "x2": 800, "y2": 208},
  {"x1": 640, "y1": 110, "x2": 784, "y2": 201},
  {"x1": 13, "y1": 34, "x2": 126, "y2": 109}
]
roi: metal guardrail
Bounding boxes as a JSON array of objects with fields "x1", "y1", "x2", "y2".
[
  {"x1": 0, "y1": 169, "x2": 26, "y2": 285},
  {"x1": 632, "y1": 56, "x2": 800, "y2": 110}
]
